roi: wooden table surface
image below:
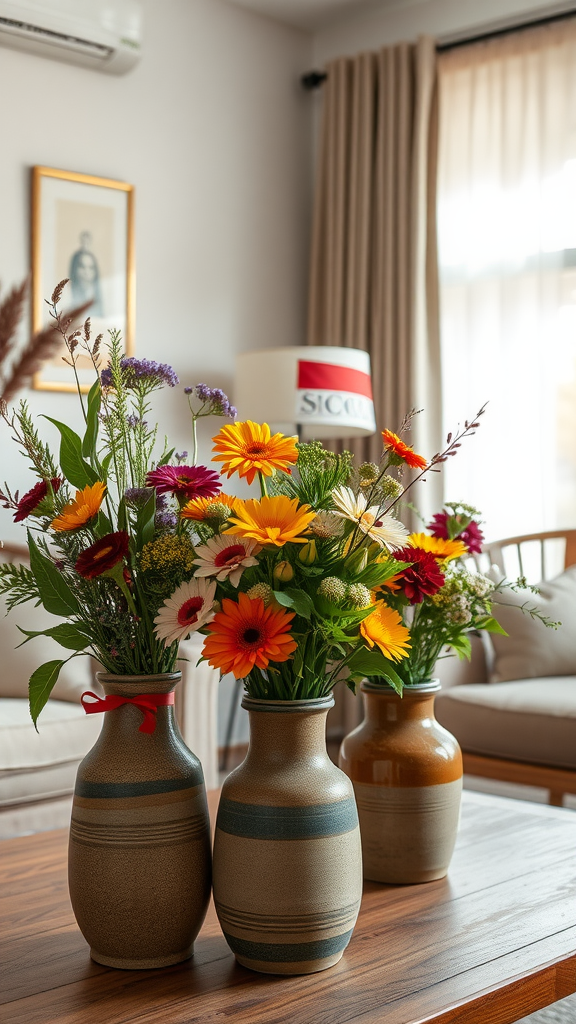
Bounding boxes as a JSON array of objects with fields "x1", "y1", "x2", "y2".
[{"x1": 1, "y1": 790, "x2": 576, "y2": 1024}]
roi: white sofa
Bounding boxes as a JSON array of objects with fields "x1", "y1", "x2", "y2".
[{"x1": 0, "y1": 544, "x2": 220, "y2": 838}]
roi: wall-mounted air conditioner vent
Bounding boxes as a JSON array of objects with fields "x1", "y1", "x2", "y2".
[{"x1": 0, "y1": 1, "x2": 142, "y2": 74}]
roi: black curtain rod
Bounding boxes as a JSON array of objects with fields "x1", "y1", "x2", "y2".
[
  {"x1": 301, "y1": 6, "x2": 576, "y2": 88},
  {"x1": 437, "y1": 5, "x2": 576, "y2": 52}
]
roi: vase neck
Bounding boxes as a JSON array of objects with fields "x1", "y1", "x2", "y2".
[
  {"x1": 245, "y1": 706, "x2": 330, "y2": 766},
  {"x1": 361, "y1": 686, "x2": 437, "y2": 726},
  {"x1": 95, "y1": 673, "x2": 181, "y2": 741}
]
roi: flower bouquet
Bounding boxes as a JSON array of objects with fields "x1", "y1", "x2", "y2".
[
  {"x1": 0, "y1": 283, "x2": 241, "y2": 968},
  {"x1": 0, "y1": 292, "x2": 238, "y2": 725}
]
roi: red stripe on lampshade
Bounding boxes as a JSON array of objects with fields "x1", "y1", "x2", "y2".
[{"x1": 297, "y1": 361, "x2": 373, "y2": 399}]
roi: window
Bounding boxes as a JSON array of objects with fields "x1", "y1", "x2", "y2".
[{"x1": 437, "y1": 20, "x2": 576, "y2": 540}]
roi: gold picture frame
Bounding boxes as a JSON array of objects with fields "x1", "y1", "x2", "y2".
[{"x1": 31, "y1": 165, "x2": 135, "y2": 393}]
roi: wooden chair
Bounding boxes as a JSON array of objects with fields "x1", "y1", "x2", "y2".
[{"x1": 462, "y1": 529, "x2": 576, "y2": 805}]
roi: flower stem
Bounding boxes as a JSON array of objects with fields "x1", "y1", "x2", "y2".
[{"x1": 191, "y1": 416, "x2": 198, "y2": 466}]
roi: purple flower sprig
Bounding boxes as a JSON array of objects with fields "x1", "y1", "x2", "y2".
[
  {"x1": 101, "y1": 358, "x2": 179, "y2": 392},
  {"x1": 183, "y1": 383, "x2": 236, "y2": 465},
  {"x1": 183, "y1": 384, "x2": 236, "y2": 420}
]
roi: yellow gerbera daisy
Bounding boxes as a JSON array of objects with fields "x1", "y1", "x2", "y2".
[
  {"x1": 212, "y1": 420, "x2": 298, "y2": 485},
  {"x1": 360, "y1": 604, "x2": 411, "y2": 662},
  {"x1": 408, "y1": 533, "x2": 467, "y2": 561},
  {"x1": 51, "y1": 482, "x2": 106, "y2": 532},
  {"x1": 225, "y1": 494, "x2": 315, "y2": 547},
  {"x1": 180, "y1": 493, "x2": 242, "y2": 521}
]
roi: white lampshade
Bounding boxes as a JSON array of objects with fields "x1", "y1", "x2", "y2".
[{"x1": 235, "y1": 346, "x2": 376, "y2": 440}]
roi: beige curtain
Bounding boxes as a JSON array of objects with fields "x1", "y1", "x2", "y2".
[
  {"x1": 307, "y1": 36, "x2": 442, "y2": 514},
  {"x1": 437, "y1": 20, "x2": 576, "y2": 540}
]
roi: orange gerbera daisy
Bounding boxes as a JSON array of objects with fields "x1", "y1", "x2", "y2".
[
  {"x1": 382, "y1": 429, "x2": 427, "y2": 470},
  {"x1": 202, "y1": 593, "x2": 297, "y2": 679},
  {"x1": 408, "y1": 533, "x2": 468, "y2": 561},
  {"x1": 180, "y1": 493, "x2": 242, "y2": 521},
  {"x1": 360, "y1": 604, "x2": 411, "y2": 662},
  {"x1": 212, "y1": 420, "x2": 298, "y2": 485},
  {"x1": 225, "y1": 494, "x2": 315, "y2": 546},
  {"x1": 51, "y1": 482, "x2": 106, "y2": 532}
]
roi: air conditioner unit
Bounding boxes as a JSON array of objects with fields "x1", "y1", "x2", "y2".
[{"x1": 0, "y1": 0, "x2": 142, "y2": 74}]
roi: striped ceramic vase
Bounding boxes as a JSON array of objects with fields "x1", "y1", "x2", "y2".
[
  {"x1": 213, "y1": 695, "x2": 363, "y2": 975},
  {"x1": 68, "y1": 672, "x2": 211, "y2": 969},
  {"x1": 339, "y1": 681, "x2": 462, "y2": 884}
]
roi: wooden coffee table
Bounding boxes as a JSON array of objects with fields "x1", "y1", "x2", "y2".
[{"x1": 2, "y1": 790, "x2": 576, "y2": 1024}]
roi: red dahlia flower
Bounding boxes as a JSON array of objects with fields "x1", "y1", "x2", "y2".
[
  {"x1": 429, "y1": 511, "x2": 484, "y2": 555},
  {"x1": 75, "y1": 532, "x2": 130, "y2": 579},
  {"x1": 145, "y1": 464, "x2": 221, "y2": 501},
  {"x1": 13, "y1": 478, "x2": 61, "y2": 522},
  {"x1": 394, "y1": 547, "x2": 445, "y2": 604}
]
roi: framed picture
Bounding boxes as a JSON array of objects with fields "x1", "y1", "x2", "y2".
[{"x1": 31, "y1": 166, "x2": 135, "y2": 392}]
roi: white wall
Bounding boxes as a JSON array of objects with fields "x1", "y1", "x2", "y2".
[
  {"x1": 313, "y1": 0, "x2": 574, "y2": 61},
  {"x1": 0, "y1": 0, "x2": 312, "y2": 544}
]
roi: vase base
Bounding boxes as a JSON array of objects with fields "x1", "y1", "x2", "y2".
[
  {"x1": 364, "y1": 867, "x2": 448, "y2": 885},
  {"x1": 90, "y1": 945, "x2": 194, "y2": 970},
  {"x1": 235, "y1": 950, "x2": 344, "y2": 976}
]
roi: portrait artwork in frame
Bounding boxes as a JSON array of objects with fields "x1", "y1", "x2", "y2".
[{"x1": 31, "y1": 166, "x2": 135, "y2": 392}]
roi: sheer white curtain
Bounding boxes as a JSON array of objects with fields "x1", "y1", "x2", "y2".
[{"x1": 437, "y1": 20, "x2": 576, "y2": 541}]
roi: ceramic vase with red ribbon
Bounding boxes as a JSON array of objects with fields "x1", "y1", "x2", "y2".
[{"x1": 68, "y1": 672, "x2": 211, "y2": 969}]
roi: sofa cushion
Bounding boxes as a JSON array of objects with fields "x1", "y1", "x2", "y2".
[
  {"x1": 490, "y1": 565, "x2": 576, "y2": 682},
  {"x1": 0, "y1": 598, "x2": 93, "y2": 702},
  {"x1": 0, "y1": 698, "x2": 102, "y2": 806},
  {"x1": 435, "y1": 678, "x2": 576, "y2": 770}
]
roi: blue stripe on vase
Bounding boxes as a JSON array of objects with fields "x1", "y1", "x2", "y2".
[
  {"x1": 216, "y1": 797, "x2": 358, "y2": 840},
  {"x1": 75, "y1": 774, "x2": 203, "y2": 799},
  {"x1": 223, "y1": 929, "x2": 353, "y2": 963}
]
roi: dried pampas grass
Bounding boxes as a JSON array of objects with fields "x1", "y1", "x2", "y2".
[
  {"x1": 0, "y1": 301, "x2": 90, "y2": 404},
  {"x1": 0, "y1": 278, "x2": 28, "y2": 371}
]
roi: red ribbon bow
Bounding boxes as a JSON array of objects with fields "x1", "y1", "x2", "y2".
[{"x1": 81, "y1": 691, "x2": 174, "y2": 734}]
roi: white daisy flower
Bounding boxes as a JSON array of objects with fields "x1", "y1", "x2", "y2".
[
  {"x1": 309, "y1": 510, "x2": 344, "y2": 539},
  {"x1": 193, "y1": 534, "x2": 261, "y2": 587},
  {"x1": 331, "y1": 485, "x2": 408, "y2": 550},
  {"x1": 154, "y1": 578, "x2": 217, "y2": 646}
]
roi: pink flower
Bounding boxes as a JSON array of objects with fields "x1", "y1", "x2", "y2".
[
  {"x1": 429, "y1": 511, "x2": 484, "y2": 555},
  {"x1": 154, "y1": 578, "x2": 217, "y2": 646},
  {"x1": 194, "y1": 535, "x2": 261, "y2": 587},
  {"x1": 145, "y1": 464, "x2": 221, "y2": 501}
]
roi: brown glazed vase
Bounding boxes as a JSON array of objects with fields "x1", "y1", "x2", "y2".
[
  {"x1": 68, "y1": 672, "x2": 211, "y2": 969},
  {"x1": 339, "y1": 680, "x2": 462, "y2": 884},
  {"x1": 212, "y1": 695, "x2": 363, "y2": 975}
]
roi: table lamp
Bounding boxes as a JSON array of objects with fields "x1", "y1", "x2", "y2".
[{"x1": 234, "y1": 346, "x2": 376, "y2": 440}]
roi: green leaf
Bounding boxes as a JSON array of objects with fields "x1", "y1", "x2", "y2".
[
  {"x1": 297, "y1": 564, "x2": 324, "y2": 578},
  {"x1": 27, "y1": 531, "x2": 80, "y2": 617},
  {"x1": 284, "y1": 588, "x2": 314, "y2": 620},
  {"x1": 346, "y1": 646, "x2": 405, "y2": 694},
  {"x1": 447, "y1": 634, "x2": 472, "y2": 661},
  {"x1": 101, "y1": 452, "x2": 113, "y2": 478},
  {"x1": 136, "y1": 490, "x2": 156, "y2": 549},
  {"x1": 17, "y1": 623, "x2": 90, "y2": 652},
  {"x1": 82, "y1": 380, "x2": 101, "y2": 458},
  {"x1": 96, "y1": 510, "x2": 113, "y2": 535},
  {"x1": 157, "y1": 448, "x2": 175, "y2": 467},
  {"x1": 117, "y1": 497, "x2": 128, "y2": 532},
  {"x1": 29, "y1": 660, "x2": 66, "y2": 728},
  {"x1": 475, "y1": 615, "x2": 508, "y2": 636},
  {"x1": 42, "y1": 416, "x2": 99, "y2": 489},
  {"x1": 273, "y1": 590, "x2": 294, "y2": 608},
  {"x1": 354, "y1": 559, "x2": 406, "y2": 588}
]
